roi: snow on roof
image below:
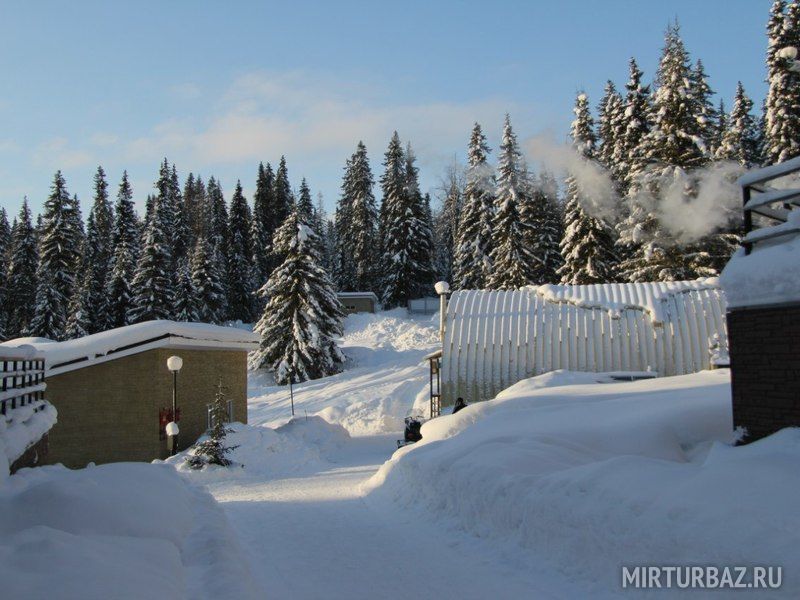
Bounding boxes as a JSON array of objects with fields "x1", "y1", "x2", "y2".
[
  {"x1": 526, "y1": 278, "x2": 721, "y2": 323},
  {"x1": 1, "y1": 321, "x2": 260, "y2": 375},
  {"x1": 737, "y1": 155, "x2": 800, "y2": 188},
  {"x1": 336, "y1": 292, "x2": 379, "y2": 301},
  {"x1": 0, "y1": 344, "x2": 44, "y2": 360}
]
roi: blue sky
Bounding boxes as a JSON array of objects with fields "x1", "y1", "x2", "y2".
[{"x1": 0, "y1": 0, "x2": 770, "y2": 219}]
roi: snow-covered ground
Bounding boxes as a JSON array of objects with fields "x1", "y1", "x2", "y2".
[
  {"x1": 247, "y1": 308, "x2": 440, "y2": 434},
  {"x1": 4, "y1": 310, "x2": 797, "y2": 598}
]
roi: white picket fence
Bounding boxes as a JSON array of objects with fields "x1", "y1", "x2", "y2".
[{"x1": 441, "y1": 280, "x2": 728, "y2": 404}]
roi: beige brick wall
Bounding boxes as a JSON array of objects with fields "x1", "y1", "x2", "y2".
[{"x1": 43, "y1": 347, "x2": 248, "y2": 468}]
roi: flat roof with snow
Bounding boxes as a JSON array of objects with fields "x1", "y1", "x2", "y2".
[{"x1": 1, "y1": 321, "x2": 260, "y2": 376}]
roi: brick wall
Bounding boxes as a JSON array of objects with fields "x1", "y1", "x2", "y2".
[
  {"x1": 727, "y1": 303, "x2": 800, "y2": 443},
  {"x1": 43, "y1": 347, "x2": 248, "y2": 468}
]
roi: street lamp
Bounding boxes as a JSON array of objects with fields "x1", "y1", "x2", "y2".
[
  {"x1": 167, "y1": 355, "x2": 183, "y2": 455},
  {"x1": 434, "y1": 281, "x2": 450, "y2": 342}
]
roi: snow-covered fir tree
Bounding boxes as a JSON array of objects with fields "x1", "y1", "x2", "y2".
[
  {"x1": 83, "y1": 166, "x2": 115, "y2": 333},
  {"x1": 226, "y1": 180, "x2": 255, "y2": 322},
  {"x1": 171, "y1": 164, "x2": 191, "y2": 266},
  {"x1": 335, "y1": 141, "x2": 378, "y2": 292},
  {"x1": 5, "y1": 199, "x2": 38, "y2": 337},
  {"x1": 106, "y1": 171, "x2": 140, "y2": 328},
  {"x1": 453, "y1": 123, "x2": 495, "y2": 290},
  {"x1": 597, "y1": 80, "x2": 626, "y2": 184},
  {"x1": 191, "y1": 234, "x2": 227, "y2": 324},
  {"x1": 250, "y1": 162, "x2": 275, "y2": 287},
  {"x1": 527, "y1": 170, "x2": 564, "y2": 284},
  {"x1": 269, "y1": 157, "x2": 294, "y2": 273},
  {"x1": 378, "y1": 133, "x2": 434, "y2": 307},
  {"x1": 0, "y1": 208, "x2": 10, "y2": 339},
  {"x1": 186, "y1": 380, "x2": 238, "y2": 469},
  {"x1": 29, "y1": 171, "x2": 83, "y2": 340},
  {"x1": 617, "y1": 58, "x2": 651, "y2": 192},
  {"x1": 174, "y1": 259, "x2": 199, "y2": 322},
  {"x1": 764, "y1": 0, "x2": 800, "y2": 163},
  {"x1": 249, "y1": 207, "x2": 344, "y2": 384},
  {"x1": 716, "y1": 82, "x2": 760, "y2": 166},
  {"x1": 488, "y1": 115, "x2": 539, "y2": 289},
  {"x1": 405, "y1": 145, "x2": 436, "y2": 295},
  {"x1": 558, "y1": 94, "x2": 618, "y2": 285},
  {"x1": 432, "y1": 161, "x2": 463, "y2": 282},
  {"x1": 65, "y1": 270, "x2": 93, "y2": 339},
  {"x1": 689, "y1": 59, "x2": 718, "y2": 154},
  {"x1": 128, "y1": 193, "x2": 175, "y2": 323}
]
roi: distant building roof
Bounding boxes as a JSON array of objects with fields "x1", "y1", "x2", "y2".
[
  {"x1": 337, "y1": 292, "x2": 379, "y2": 301},
  {"x1": 1, "y1": 321, "x2": 260, "y2": 376}
]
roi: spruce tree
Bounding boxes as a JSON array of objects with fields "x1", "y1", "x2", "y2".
[
  {"x1": 65, "y1": 271, "x2": 93, "y2": 339},
  {"x1": 597, "y1": 80, "x2": 626, "y2": 184},
  {"x1": 174, "y1": 259, "x2": 200, "y2": 322},
  {"x1": 689, "y1": 59, "x2": 718, "y2": 155},
  {"x1": 432, "y1": 162, "x2": 463, "y2": 282},
  {"x1": 29, "y1": 171, "x2": 82, "y2": 340},
  {"x1": 249, "y1": 207, "x2": 344, "y2": 383},
  {"x1": 226, "y1": 180, "x2": 255, "y2": 322},
  {"x1": 453, "y1": 123, "x2": 495, "y2": 290},
  {"x1": 488, "y1": 115, "x2": 538, "y2": 289},
  {"x1": 171, "y1": 164, "x2": 191, "y2": 265},
  {"x1": 617, "y1": 58, "x2": 651, "y2": 192},
  {"x1": 191, "y1": 235, "x2": 226, "y2": 324},
  {"x1": 527, "y1": 170, "x2": 564, "y2": 284},
  {"x1": 186, "y1": 380, "x2": 239, "y2": 469},
  {"x1": 335, "y1": 142, "x2": 378, "y2": 291},
  {"x1": 716, "y1": 82, "x2": 760, "y2": 166},
  {"x1": 5, "y1": 200, "x2": 38, "y2": 337},
  {"x1": 128, "y1": 194, "x2": 174, "y2": 323},
  {"x1": 558, "y1": 94, "x2": 618, "y2": 285},
  {"x1": 405, "y1": 146, "x2": 436, "y2": 295},
  {"x1": 764, "y1": 0, "x2": 800, "y2": 163},
  {"x1": 106, "y1": 172, "x2": 140, "y2": 328},
  {"x1": 250, "y1": 162, "x2": 275, "y2": 287},
  {"x1": 0, "y1": 208, "x2": 10, "y2": 339},
  {"x1": 83, "y1": 166, "x2": 115, "y2": 332}
]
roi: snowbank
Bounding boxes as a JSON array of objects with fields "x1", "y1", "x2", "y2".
[
  {"x1": 365, "y1": 370, "x2": 800, "y2": 594},
  {"x1": 0, "y1": 397, "x2": 56, "y2": 478},
  {"x1": 167, "y1": 417, "x2": 350, "y2": 479},
  {"x1": 0, "y1": 462, "x2": 260, "y2": 599},
  {"x1": 248, "y1": 309, "x2": 439, "y2": 434}
]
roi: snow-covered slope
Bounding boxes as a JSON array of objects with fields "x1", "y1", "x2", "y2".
[
  {"x1": 248, "y1": 309, "x2": 440, "y2": 434},
  {"x1": 366, "y1": 369, "x2": 800, "y2": 596}
]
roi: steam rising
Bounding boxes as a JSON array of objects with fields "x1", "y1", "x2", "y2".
[{"x1": 523, "y1": 135, "x2": 746, "y2": 244}]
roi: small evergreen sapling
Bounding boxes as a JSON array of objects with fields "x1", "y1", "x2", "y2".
[{"x1": 186, "y1": 380, "x2": 239, "y2": 469}]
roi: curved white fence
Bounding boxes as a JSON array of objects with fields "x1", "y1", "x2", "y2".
[{"x1": 441, "y1": 280, "x2": 728, "y2": 404}]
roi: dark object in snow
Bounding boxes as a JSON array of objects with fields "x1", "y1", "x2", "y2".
[
  {"x1": 397, "y1": 415, "x2": 424, "y2": 449},
  {"x1": 452, "y1": 397, "x2": 467, "y2": 414}
]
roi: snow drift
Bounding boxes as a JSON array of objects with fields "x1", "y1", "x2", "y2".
[
  {"x1": 0, "y1": 462, "x2": 260, "y2": 599},
  {"x1": 365, "y1": 370, "x2": 800, "y2": 595}
]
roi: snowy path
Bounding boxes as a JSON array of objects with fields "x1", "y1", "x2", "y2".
[{"x1": 206, "y1": 434, "x2": 574, "y2": 600}]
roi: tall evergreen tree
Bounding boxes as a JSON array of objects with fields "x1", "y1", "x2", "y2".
[
  {"x1": 617, "y1": 58, "x2": 651, "y2": 191},
  {"x1": 65, "y1": 270, "x2": 93, "y2": 339},
  {"x1": 249, "y1": 207, "x2": 344, "y2": 383},
  {"x1": 558, "y1": 94, "x2": 618, "y2": 285},
  {"x1": 5, "y1": 200, "x2": 38, "y2": 337},
  {"x1": 250, "y1": 162, "x2": 275, "y2": 287},
  {"x1": 689, "y1": 59, "x2": 718, "y2": 155},
  {"x1": 432, "y1": 162, "x2": 463, "y2": 282},
  {"x1": 527, "y1": 170, "x2": 564, "y2": 284},
  {"x1": 174, "y1": 259, "x2": 200, "y2": 322},
  {"x1": 716, "y1": 82, "x2": 760, "y2": 166},
  {"x1": 191, "y1": 235, "x2": 227, "y2": 324},
  {"x1": 0, "y1": 208, "x2": 10, "y2": 339},
  {"x1": 488, "y1": 115, "x2": 538, "y2": 289},
  {"x1": 453, "y1": 123, "x2": 495, "y2": 290},
  {"x1": 597, "y1": 80, "x2": 626, "y2": 182},
  {"x1": 227, "y1": 181, "x2": 255, "y2": 322},
  {"x1": 106, "y1": 172, "x2": 140, "y2": 328},
  {"x1": 29, "y1": 171, "x2": 82, "y2": 339},
  {"x1": 83, "y1": 166, "x2": 115, "y2": 332},
  {"x1": 764, "y1": 0, "x2": 800, "y2": 163},
  {"x1": 128, "y1": 193, "x2": 175, "y2": 323},
  {"x1": 405, "y1": 145, "x2": 436, "y2": 294},
  {"x1": 171, "y1": 164, "x2": 191, "y2": 265}
]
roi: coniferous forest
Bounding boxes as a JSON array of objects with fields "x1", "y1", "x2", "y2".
[{"x1": 1, "y1": 5, "x2": 798, "y2": 382}]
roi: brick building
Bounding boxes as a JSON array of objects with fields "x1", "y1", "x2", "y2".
[
  {"x1": 721, "y1": 157, "x2": 800, "y2": 443},
  {"x1": 2, "y1": 321, "x2": 259, "y2": 468}
]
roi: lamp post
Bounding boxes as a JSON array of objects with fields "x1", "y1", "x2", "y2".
[
  {"x1": 434, "y1": 281, "x2": 450, "y2": 342},
  {"x1": 166, "y1": 355, "x2": 183, "y2": 455}
]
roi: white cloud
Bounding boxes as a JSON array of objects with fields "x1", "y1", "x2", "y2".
[{"x1": 33, "y1": 137, "x2": 94, "y2": 169}]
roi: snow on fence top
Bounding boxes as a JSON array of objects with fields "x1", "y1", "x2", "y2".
[
  {"x1": 442, "y1": 280, "x2": 728, "y2": 404},
  {"x1": 0, "y1": 321, "x2": 260, "y2": 376}
]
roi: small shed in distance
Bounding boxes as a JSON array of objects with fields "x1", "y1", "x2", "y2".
[
  {"x1": 337, "y1": 292, "x2": 379, "y2": 314},
  {"x1": 1, "y1": 321, "x2": 259, "y2": 468}
]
